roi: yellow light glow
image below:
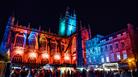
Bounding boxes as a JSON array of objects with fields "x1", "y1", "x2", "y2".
[
  {"x1": 15, "y1": 49, "x2": 24, "y2": 55},
  {"x1": 64, "y1": 54, "x2": 70, "y2": 60},
  {"x1": 73, "y1": 57, "x2": 76, "y2": 60},
  {"x1": 54, "y1": 54, "x2": 60, "y2": 60},
  {"x1": 64, "y1": 56, "x2": 70, "y2": 60},
  {"x1": 29, "y1": 52, "x2": 37, "y2": 58},
  {"x1": 127, "y1": 58, "x2": 135, "y2": 63},
  {"x1": 42, "y1": 53, "x2": 49, "y2": 59},
  {"x1": 128, "y1": 59, "x2": 132, "y2": 63},
  {"x1": 59, "y1": 67, "x2": 73, "y2": 74}
]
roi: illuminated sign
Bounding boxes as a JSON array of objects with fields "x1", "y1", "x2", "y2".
[{"x1": 103, "y1": 63, "x2": 119, "y2": 71}]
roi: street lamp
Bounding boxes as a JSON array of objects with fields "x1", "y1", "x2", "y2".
[
  {"x1": 128, "y1": 59, "x2": 132, "y2": 63},
  {"x1": 127, "y1": 58, "x2": 135, "y2": 63},
  {"x1": 127, "y1": 58, "x2": 136, "y2": 69}
]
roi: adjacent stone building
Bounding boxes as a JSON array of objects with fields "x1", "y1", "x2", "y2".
[{"x1": 86, "y1": 24, "x2": 137, "y2": 69}]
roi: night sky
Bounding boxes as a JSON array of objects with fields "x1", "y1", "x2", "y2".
[{"x1": 0, "y1": 0, "x2": 137, "y2": 42}]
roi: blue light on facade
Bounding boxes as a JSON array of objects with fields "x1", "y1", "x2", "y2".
[
  {"x1": 67, "y1": 17, "x2": 76, "y2": 36},
  {"x1": 77, "y1": 30, "x2": 83, "y2": 67},
  {"x1": 59, "y1": 9, "x2": 76, "y2": 36},
  {"x1": 86, "y1": 35, "x2": 104, "y2": 65},
  {"x1": 28, "y1": 31, "x2": 37, "y2": 48},
  {"x1": 0, "y1": 16, "x2": 14, "y2": 55}
]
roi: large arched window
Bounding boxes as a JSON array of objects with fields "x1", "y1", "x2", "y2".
[
  {"x1": 28, "y1": 32, "x2": 38, "y2": 49},
  {"x1": 39, "y1": 34, "x2": 47, "y2": 50},
  {"x1": 50, "y1": 42, "x2": 56, "y2": 51},
  {"x1": 14, "y1": 33, "x2": 26, "y2": 47}
]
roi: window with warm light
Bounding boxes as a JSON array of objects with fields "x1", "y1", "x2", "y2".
[{"x1": 40, "y1": 35, "x2": 46, "y2": 49}]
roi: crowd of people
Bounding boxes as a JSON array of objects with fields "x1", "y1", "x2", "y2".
[{"x1": 10, "y1": 66, "x2": 138, "y2": 77}]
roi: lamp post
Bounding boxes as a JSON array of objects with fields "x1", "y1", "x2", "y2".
[{"x1": 127, "y1": 58, "x2": 136, "y2": 70}]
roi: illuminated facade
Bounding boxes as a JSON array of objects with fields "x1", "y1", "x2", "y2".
[
  {"x1": 8, "y1": 17, "x2": 77, "y2": 65},
  {"x1": 86, "y1": 24, "x2": 137, "y2": 69},
  {"x1": 0, "y1": 9, "x2": 90, "y2": 67},
  {"x1": 86, "y1": 35, "x2": 104, "y2": 65}
]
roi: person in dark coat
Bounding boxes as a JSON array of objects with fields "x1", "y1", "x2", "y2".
[
  {"x1": 132, "y1": 69, "x2": 138, "y2": 77},
  {"x1": 82, "y1": 69, "x2": 86, "y2": 77},
  {"x1": 20, "y1": 68, "x2": 28, "y2": 77},
  {"x1": 122, "y1": 69, "x2": 131, "y2": 77},
  {"x1": 88, "y1": 69, "x2": 95, "y2": 77}
]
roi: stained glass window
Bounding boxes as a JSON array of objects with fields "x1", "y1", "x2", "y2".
[
  {"x1": 28, "y1": 32, "x2": 37, "y2": 49},
  {"x1": 15, "y1": 33, "x2": 26, "y2": 47}
]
